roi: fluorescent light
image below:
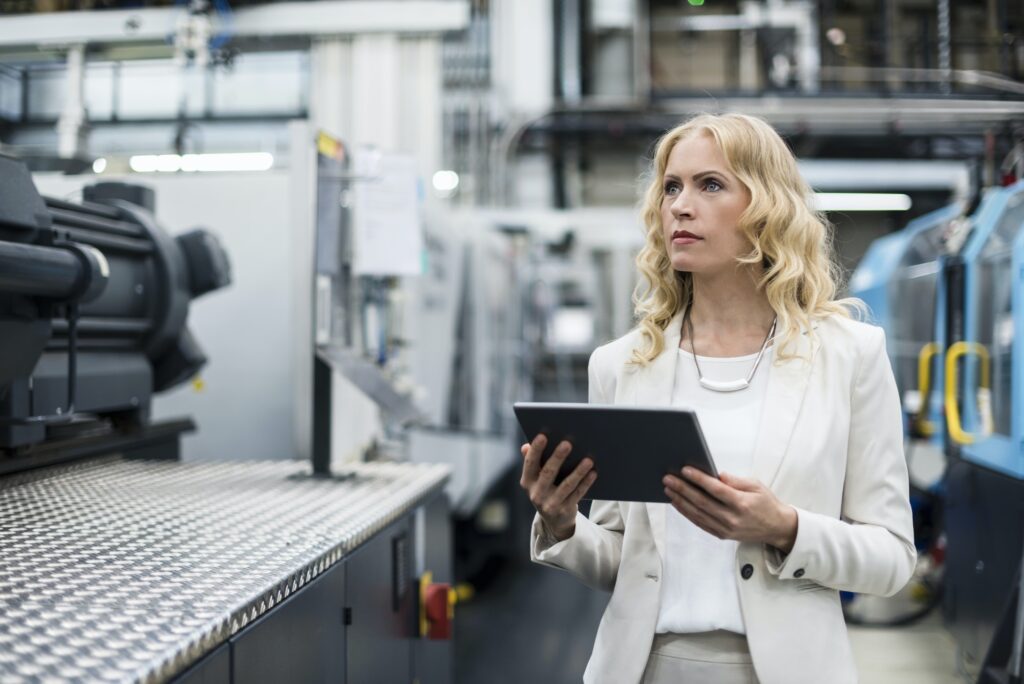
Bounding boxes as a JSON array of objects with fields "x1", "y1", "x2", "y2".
[
  {"x1": 550, "y1": 308, "x2": 594, "y2": 348},
  {"x1": 812, "y1": 193, "x2": 912, "y2": 211},
  {"x1": 129, "y1": 155, "x2": 157, "y2": 173},
  {"x1": 180, "y1": 153, "x2": 274, "y2": 172},
  {"x1": 432, "y1": 170, "x2": 459, "y2": 193},
  {"x1": 129, "y1": 152, "x2": 274, "y2": 173},
  {"x1": 129, "y1": 154, "x2": 180, "y2": 173},
  {"x1": 92, "y1": 158, "x2": 107, "y2": 173}
]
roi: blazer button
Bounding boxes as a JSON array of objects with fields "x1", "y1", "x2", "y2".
[
  {"x1": 741, "y1": 564, "x2": 754, "y2": 580},
  {"x1": 793, "y1": 568, "x2": 805, "y2": 578}
]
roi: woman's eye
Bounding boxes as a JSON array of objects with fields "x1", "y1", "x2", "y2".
[
  {"x1": 705, "y1": 179, "x2": 722, "y2": 192},
  {"x1": 664, "y1": 183, "x2": 679, "y2": 196}
]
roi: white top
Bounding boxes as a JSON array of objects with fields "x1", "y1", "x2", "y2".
[{"x1": 654, "y1": 344, "x2": 772, "y2": 635}]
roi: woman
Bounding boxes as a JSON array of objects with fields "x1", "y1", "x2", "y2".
[{"x1": 520, "y1": 113, "x2": 916, "y2": 684}]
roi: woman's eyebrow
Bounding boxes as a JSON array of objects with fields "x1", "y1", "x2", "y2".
[{"x1": 663, "y1": 170, "x2": 728, "y2": 182}]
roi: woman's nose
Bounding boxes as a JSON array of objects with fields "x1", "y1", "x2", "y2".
[{"x1": 670, "y1": 190, "x2": 695, "y2": 218}]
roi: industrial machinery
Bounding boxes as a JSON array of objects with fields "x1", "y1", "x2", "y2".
[
  {"x1": 851, "y1": 180, "x2": 1024, "y2": 680},
  {"x1": 942, "y1": 180, "x2": 1024, "y2": 682},
  {"x1": 0, "y1": 148, "x2": 455, "y2": 684},
  {"x1": 851, "y1": 202, "x2": 962, "y2": 448},
  {"x1": 0, "y1": 153, "x2": 230, "y2": 473}
]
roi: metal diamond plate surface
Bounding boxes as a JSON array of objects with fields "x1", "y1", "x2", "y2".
[{"x1": 0, "y1": 457, "x2": 449, "y2": 683}]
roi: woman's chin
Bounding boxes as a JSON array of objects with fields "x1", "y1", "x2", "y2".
[{"x1": 670, "y1": 257, "x2": 698, "y2": 273}]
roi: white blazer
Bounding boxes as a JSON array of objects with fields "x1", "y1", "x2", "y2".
[{"x1": 530, "y1": 310, "x2": 917, "y2": 684}]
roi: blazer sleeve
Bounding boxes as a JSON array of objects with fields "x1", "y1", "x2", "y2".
[
  {"x1": 764, "y1": 325, "x2": 917, "y2": 597},
  {"x1": 529, "y1": 344, "x2": 626, "y2": 593}
]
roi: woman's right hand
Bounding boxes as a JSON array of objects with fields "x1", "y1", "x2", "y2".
[{"x1": 519, "y1": 434, "x2": 598, "y2": 541}]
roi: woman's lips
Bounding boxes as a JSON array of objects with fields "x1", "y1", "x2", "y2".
[{"x1": 671, "y1": 231, "x2": 702, "y2": 245}]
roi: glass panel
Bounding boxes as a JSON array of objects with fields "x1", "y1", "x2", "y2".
[
  {"x1": 975, "y1": 193, "x2": 1023, "y2": 437},
  {"x1": 981, "y1": 190, "x2": 1024, "y2": 258},
  {"x1": 887, "y1": 221, "x2": 949, "y2": 404}
]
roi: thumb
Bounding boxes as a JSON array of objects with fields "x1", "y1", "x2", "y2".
[{"x1": 719, "y1": 472, "x2": 761, "y2": 491}]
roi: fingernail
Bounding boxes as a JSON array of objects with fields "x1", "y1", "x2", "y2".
[{"x1": 662, "y1": 476, "x2": 671, "y2": 486}]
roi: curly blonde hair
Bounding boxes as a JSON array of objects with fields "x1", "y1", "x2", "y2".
[{"x1": 632, "y1": 112, "x2": 861, "y2": 365}]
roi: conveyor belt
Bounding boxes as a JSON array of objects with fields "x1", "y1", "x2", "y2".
[{"x1": 0, "y1": 457, "x2": 449, "y2": 683}]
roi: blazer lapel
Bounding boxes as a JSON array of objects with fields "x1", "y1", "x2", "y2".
[
  {"x1": 634, "y1": 312, "x2": 684, "y2": 407},
  {"x1": 635, "y1": 309, "x2": 685, "y2": 563},
  {"x1": 751, "y1": 324, "x2": 820, "y2": 488}
]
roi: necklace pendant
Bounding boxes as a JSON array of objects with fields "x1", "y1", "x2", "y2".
[
  {"x1": 684, "y1": 306, "x2": 777, "y2": 394},
  {"x1": 698, "y1": 377, "x2": 750, "y2": 393}
]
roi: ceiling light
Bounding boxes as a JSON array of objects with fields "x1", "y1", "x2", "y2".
[
  {"x1": 432, "y1": 170, "x2": 459, "y2": 193},
  {"x1": 128, "y1": 152, "x2": 274, "y2": 174},
  {"x1": 812, "y1": 193, "x2": 912, "y2": 211}
]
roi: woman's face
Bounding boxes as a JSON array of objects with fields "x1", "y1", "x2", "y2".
[{"x1": 660, "y1": 133, "x2": 753, "y2": 277}]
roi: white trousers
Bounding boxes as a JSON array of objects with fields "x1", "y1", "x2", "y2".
[{"x1": 641, "y1": 631, "x2": 760, "y2": 684}]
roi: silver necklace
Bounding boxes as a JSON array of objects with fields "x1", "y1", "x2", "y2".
[{"x1": 684, "y1": 307, "x2": 777, "y2": 393}]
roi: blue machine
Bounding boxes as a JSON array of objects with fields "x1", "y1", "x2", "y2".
[
  {"x1": 850, "y1": 181, "x2": 1024, "y2": 677},
  {"x1": 950, "y1": 180, "x2": 1024, "y2": 477},
  {"x1": 942, "y1": 180, "x2": 1024, "y2": 678},
  {"x1": 849, "y1": 202, "x2": 962, "y2": 449}
]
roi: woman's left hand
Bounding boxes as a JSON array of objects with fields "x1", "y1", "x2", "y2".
[{"x1": 663, "y1": 467, "x2": 798, "y2": 553}]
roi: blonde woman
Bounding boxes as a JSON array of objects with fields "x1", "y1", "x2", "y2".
[{"x1": 519, "y1": 113, "x2": 916, "y2": 684}]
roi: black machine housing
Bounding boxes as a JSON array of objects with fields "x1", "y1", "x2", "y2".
[{"x1": 0, "y1": 154, "x2": 230, "y2": 467}]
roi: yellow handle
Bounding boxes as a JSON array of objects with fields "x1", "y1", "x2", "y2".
[
  {"x1": 945, "y1": 341, "x2": 992, "y2": 445},
  {"x1": 419, "y1": 571, "x2": 433, "y2": 637},
  {"x1": 915, "y1": 342, "x2": 940, "y2": 436}
]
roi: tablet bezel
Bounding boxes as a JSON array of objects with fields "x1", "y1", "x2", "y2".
[{"x1": 513, "y1": 402, "x2": 718, "y2": 503}]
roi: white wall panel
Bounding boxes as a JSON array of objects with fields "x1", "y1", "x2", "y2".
[
  {"x1": 210, "y1": 52, "x2": 307, "y2": 115},
  {"x1": 116, "y1": 60, "x2": 205, "y2": 119},
  {"x1": 25, "y1": 67, "x2": 65, "y2": 120},
  {"x1": 0, "y1": 69, "x2": 21, "y2": 120}
]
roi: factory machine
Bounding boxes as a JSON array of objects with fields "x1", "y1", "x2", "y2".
[
  {"x1": 851, "y1": 181, "x2": 1024, "y2": 682},
  {"x1": 0, "y1": 152, "x2": 453, "y2": 683},
  {"x1": 851, "y1": 202, "x2": 962, "y2": 450},
  {"x1": 0, "y1": 153, "x2": 230, "y2": 470}
]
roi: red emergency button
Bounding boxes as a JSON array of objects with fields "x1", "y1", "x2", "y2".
[
  {"x1": 419, "y1": 571, "x2": 458, "y2": 640},
  {"x1": 424, "y1": 583, "x2": 453, "y2": 639}
]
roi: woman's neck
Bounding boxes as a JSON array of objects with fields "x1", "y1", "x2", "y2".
[{"x1": 682, "y1": 270, "x2": 776, "y2": 357}]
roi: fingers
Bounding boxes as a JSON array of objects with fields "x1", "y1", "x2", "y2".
[
  {"x1": 538, "y1": 440, "x2": 572, "y2": 486},
  {"x1": 681, "y1": 467, "x2": 740, "y2": 506},
  {"x1": 717, "y1": 471, "x2": 761, "y2": 492},
  {"x1": 532, "y1": 465, "x2": 590, "y2": 522},
  {"x1": 567, "y1": 470, "x2": 598, "y2": 507},
  {"x1": 554, "y1": 458, "x2": 594, "y2": 501},
  {"x1": 519, "y1": 436, "x2": 586, "y2": 536},
  {"x1": 665, "y1": 485, "x2": 729, "y2": 539},
  {"x1": 664, "y1": 474, "x2": 732, "y2": 521},
  {"x1": 520, "y1": 434, "x2": 547, "y2": 485}
]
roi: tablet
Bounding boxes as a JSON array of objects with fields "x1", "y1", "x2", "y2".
[{"x1": 513, "y1": 402, "x2": 717, "y2": 503}]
